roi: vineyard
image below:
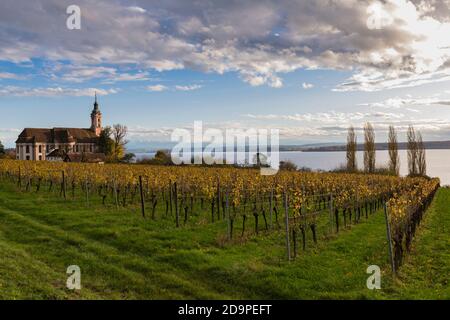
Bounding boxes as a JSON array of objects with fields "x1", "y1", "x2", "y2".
[{"x1": 0, "y1": 159, "x2": 440, "y2": 270}]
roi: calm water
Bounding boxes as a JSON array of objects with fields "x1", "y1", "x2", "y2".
[{"x1": 135, "y1": 149, "x2": 450, "y2": 185}]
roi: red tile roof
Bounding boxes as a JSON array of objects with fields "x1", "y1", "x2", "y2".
[{"x1": 16, "y1": 128, "x2": 99, "y2": 144}]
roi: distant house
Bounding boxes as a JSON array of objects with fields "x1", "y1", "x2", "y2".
[
  {"x1": 15, "y1": 95, "x2": 103, "y2": 161},
  {"x1": 64, "y1": 152, "x2": 106, "y2": 164}
]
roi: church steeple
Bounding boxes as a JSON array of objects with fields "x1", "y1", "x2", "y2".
[
  {"x1": 93, "y1": 92, "x2": 99, "y2": 111},
  {"x1": 90, "y1": 92, "x2": 102, "y2": 136}
]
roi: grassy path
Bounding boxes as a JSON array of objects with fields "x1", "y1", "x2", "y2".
[
  {"x1": 387, "y1": 187, "x2": 450, "y2": 299},
  {"x1": 0, "y1": 182, "x2": 448, "y2": 299}
]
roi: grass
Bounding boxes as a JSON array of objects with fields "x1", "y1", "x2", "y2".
[
  {"x1": 387, "y1": 187, "x2": 450, "y2": 299},
  {"x1": 0, "y1": 181, "x2": 448, "y2": 299}
]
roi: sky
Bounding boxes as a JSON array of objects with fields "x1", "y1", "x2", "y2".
[{"x1": 2, "y1": 0, "x2": 450, "y2": 149}]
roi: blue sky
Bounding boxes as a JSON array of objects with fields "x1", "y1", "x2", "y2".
[{"x1": 2, "y1": 0, "x2": 450, "y2": 148}]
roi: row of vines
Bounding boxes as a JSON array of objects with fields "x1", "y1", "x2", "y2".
[{"x1": 0, "y1": 159, "x2": 440, "y2": 267}]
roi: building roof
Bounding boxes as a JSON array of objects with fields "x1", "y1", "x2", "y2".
[
  {"x1": 16, "y1": 128, "x2": 99, "y2": 144},
  {"x1": 64, "y1": 152, "x2": 106, "y2": 163},
  {"x1": 46, "y1": 148, "x2": 66, "y2": 158}
]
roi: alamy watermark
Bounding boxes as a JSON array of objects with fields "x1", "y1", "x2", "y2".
[
  {"x1": 66, "y1": 5, "x2": 81, "y2": 30},
  {"x1": 66, "y1": 265, "x2": 81, "y2": 290},
  {"x1": 170, "y1": 121, "x2": 280, "y2": 175},
  {"x1": 366, "y1": 265, "x2": 381, "y2": 290}
]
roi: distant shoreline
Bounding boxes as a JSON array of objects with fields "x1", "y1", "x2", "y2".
[
  {"x1": 300, "y1": 140, "x2": 450, "y2": 152},
  {"x1": 125, "y1": 140, "x2": 450, "y2": 154}
]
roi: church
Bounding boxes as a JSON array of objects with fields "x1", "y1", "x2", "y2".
[{"x1": 15, "y1": 95, "x2": 103, "y2": 161}]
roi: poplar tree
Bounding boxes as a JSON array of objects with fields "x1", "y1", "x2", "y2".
[
  {"x1": 407, "y1": 125, "x2": 418, "y2": 176},
  {"x1": 346, "y1": 126, "x2": 357, "y2": 172},
  {"x1": 388, "y1": 125, "x2": 399, "y2": 175},
  {"x1": 417, "y1": 132, "x2": 426, "y2": 176},
  {"x1": 363, "y1": 122, "x2": 376, "y2": 173}
]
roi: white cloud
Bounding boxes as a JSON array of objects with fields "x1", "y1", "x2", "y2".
[
  {"x1": 244, "y1": 110, "x2": 450, "y2": 140},
  {"x1": 147, "y1": 84, "x2": 202, "y2": 92},
  {"x1": 55, "y1": 65, "x2": 151, "y2": 83},
  {"x1": 127, "y1": 6, "x2": 146, "y2": 14},
  {"x1": 175, "y1": 84, "x2": 203, "y2": 91},
  {"x1": 302, "y1": 82, "x2": 314, "y2": 89},
  {"x1": 0, "y1": 72, "x2": 25, "y2": 80},
  {"x1": 147, "y1": 84, "x2": 168, "y2": 92},
  {"x1": 0, "y1": 86, "x2": 118, "y2": 97},
  {"x1": 245, "y1": 111, "x2": 406, "y2": 123},
  {"x1": 104, "y1": 72, "x2": 150, "y2": 83},
  {"x1": 360, "y1": 96, "x2": 450, "y2": 109},
  {"x1": 1, "y1": 0, "x2": 450, "y2": 90}
]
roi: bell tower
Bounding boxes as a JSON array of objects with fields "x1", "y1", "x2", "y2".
[{"x1": 90, "y1": 92, "x2": 102, "y2": 136}]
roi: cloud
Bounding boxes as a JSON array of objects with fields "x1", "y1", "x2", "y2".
[
  {"x1": 127, "y1": 6, "x2": 146, "y2": 13},
  {"x1": 0, "y1": 72, "x2": 26, "y2": 80},
  {"x1": 242, "y1": 108, "x2": 450, "y2": 141},
  {"x1": 146, "y1": 84, "x2": 202, "y2": 91},
  {"x1": 104, "y1": 72, "x2": 150, "y2": 83},
  {"x1": 175, "y1": 84, "x2": 202, "y2": 91},
  {"x1": 1, "y1": 0, "x2": 450, "y2": 89},
  {"x1": 0, "y1": 86, "x2": 118, "y2": 97},
  {"x1": 245, "y1": 111, "x2": 406, "y2": 123},
  {"x1": 302, "y1": 82, "x2": 314, "y2": 89},
  {"x1": 147, "y1": 84, "x2": 168, "y2": 92},
  {"x1": 360, "y1": 96, "x2": 450, "y2": 109},
  {"x1": 54, "y1": 65, "x2": 150, "y2": 83}
]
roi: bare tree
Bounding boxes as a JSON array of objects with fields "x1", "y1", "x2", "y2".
[
  {"x1": 417, "y1": 132, "x2": 426, "y2": 176},
  {"x1": 388, "y1": 125, "x2": 400, "y2": 175},
  {"x1": 346, "y1": 126, "x2": 357, "y2": 172},
  {"x1": 407, "y1": 125, "x2": 418, "y2": 176},
  {"x1": 364, "y1": 122, "x2": 376, "y2": 173},
  {"x1": 112, "y1": 124, "x2": 128, "y2": 161}
]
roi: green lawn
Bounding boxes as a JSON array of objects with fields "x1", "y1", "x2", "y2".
[{"x1": 0, "y1": 181, "x2": 448, "y2": 299}]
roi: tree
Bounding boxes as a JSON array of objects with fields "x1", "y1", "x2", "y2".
[
  {"x1": 279, "y1": 160, "x2": 298, "y2": 171},
  {"x1": 417, "y1": 132, "x2": 426, "y2": 176},
  {"x1": 112, "y1": 124, "x2": 128, "y2": 161},
  {"x1": 137, "y1": 150, "x2": 173, "y2": 165},
  {"x1": 363, "y1": 122, "x2": 376, "y2": 173},
  {"x1": 346, "y1": 126, "x2": 357, "y2": 172},
  {"x1": 98, "y1": 126, "x2": 115, "y2": 156},
  {"x1": 407, "y1": 125, "x2": 418, "y2": 176},
  {"x1": 154, "y1": 150, "x2": 172, "y2": 164},
  {"x1": 388, "y1": 125, "x2": 399, "y2": 175},
  {"x1": 121, "y1": 153, "x2": 136, "y2": 163},
  {"x1": 0, "y1": 139, "x2": 4, "y2": 155}
]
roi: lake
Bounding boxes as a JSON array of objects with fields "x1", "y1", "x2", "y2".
[{"x1": 134, "y1": 149, "x2": 450, "y2": 185}]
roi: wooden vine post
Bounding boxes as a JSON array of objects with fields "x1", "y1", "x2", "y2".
[
  {"x1": 174, "y1": 182, "x2": 179, "y2": 227},
  {"x1": 216, "y1": 177, "x2": 221, "y2": 220},
  {"x1": 113, "y1": 178, "x2": 119, "y2": 209},
  {"x1": 18, "y1": 166, "x2": 21, "y2": 188},
  {"x1": 329, "y1": 193, "x2": 334, "y2": 235},
  {"x1": 384, "y1": 203, "x2": 396, "y2": 276},
  {"x1": 284, "y1": 190, "x2": 291, "y2": 261},
  {"x1": 269, "y1": 187, "x2": 274, "y2": 230},
  {"x1": 139, "y1": 176, "x2": 146, "y2": 218},
  {"x1": 226, "y1": 190, "x2": 231, "y2": 241},
  {"x1": 85, "y1": 178, "x2": 89, "y2": 207},
  {"x1": 61, "y1": 170, "x2": 66, "y2": 200},
  {"x1": 169, "y1": 179, "x2": 173, "y2": 216}
]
